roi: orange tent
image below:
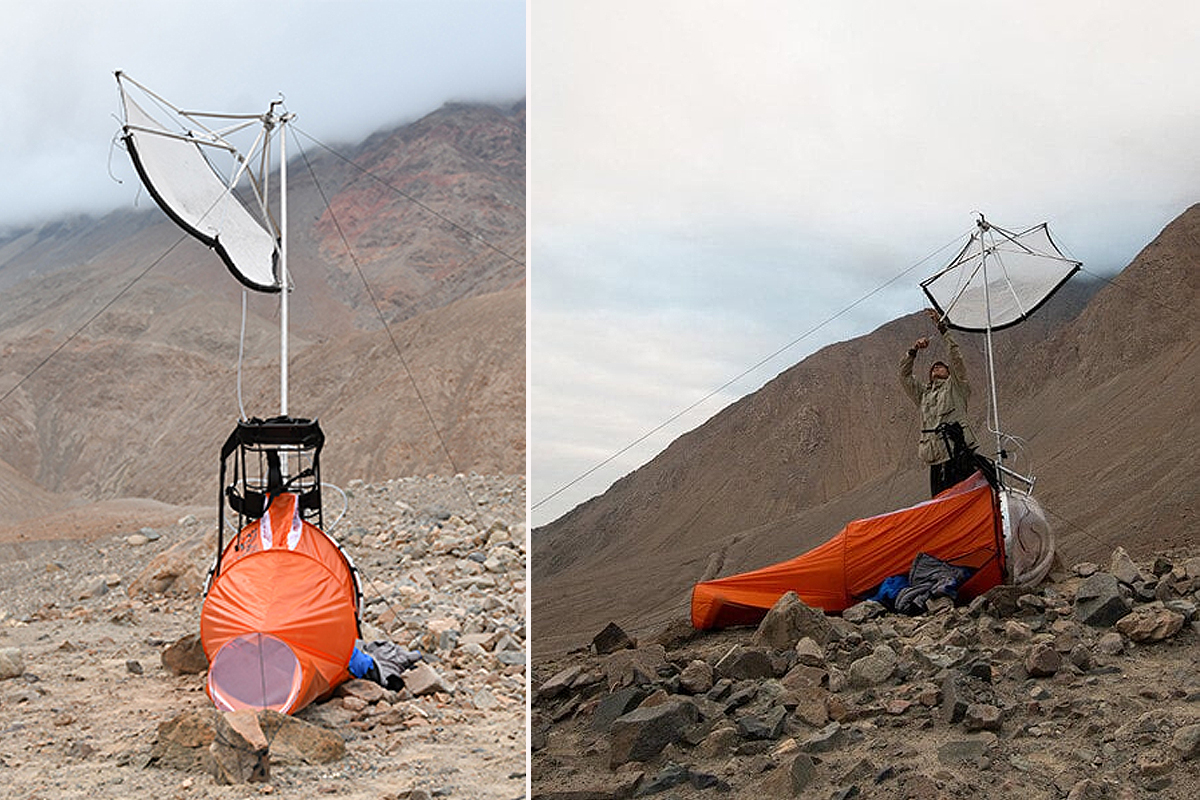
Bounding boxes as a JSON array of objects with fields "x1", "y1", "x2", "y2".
[
  {"x1": 691, "y1": 473, "x2": 1004, "y2": 629},
  {"x1": 200, "y1": 492, "x2": 360, "y2": 714}
]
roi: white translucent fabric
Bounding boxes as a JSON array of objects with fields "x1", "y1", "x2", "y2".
[
  {"x1": 1003, "y1": 490, "x2": 1055, "y2": 588},
  {"x1": 122, "y1": 90, "x2": 279, "y2": 292},
  {"x1": 207, "y1": 632, "x2": 302, "y2": 713},
  {"x1": 922, "y1": 223, "x2": 1080, "y2": 332}
]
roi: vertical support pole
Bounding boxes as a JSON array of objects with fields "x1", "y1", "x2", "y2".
[
  {"x1": 978, "y1": 219, "x2": 1003, "y2": 467},
  {"x1": 280, "y1": 116, "x2": 289, "y2": 419}
]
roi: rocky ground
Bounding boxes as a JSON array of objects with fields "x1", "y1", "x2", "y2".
[
  {"x1": 0, "y1": 473, "x2": 527, "y2": 800},
  {"x1": 532, "y1": 548, "x2": 1200, "y2": 799}
]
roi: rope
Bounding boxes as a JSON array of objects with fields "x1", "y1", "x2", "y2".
[
  {"x1": 237, "y1": 289, "x2": 249, "y2": 420},
  {"x1": 1038, "y1": 501, "x2": 1131, "y2": 563},
  {"x1": 293, "y1": 125, "x2": 525, "y2": 271},
  {"x1": 531, "y1": 228, "x2": 973, "y2": 514},
  {"x1": 0, "y1": 233, "x2": 188, "y2": 409},
  {"x1": 1079, "y1": 265, "x2": 1190, "y2": 320},
  {"x1": 290, "y1": 128, "x2": 478, "y2": 511}
]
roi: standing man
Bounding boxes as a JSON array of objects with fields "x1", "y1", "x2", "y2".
[{"x1": 900, "y1": 309, "x2": 982, "y2": 496}]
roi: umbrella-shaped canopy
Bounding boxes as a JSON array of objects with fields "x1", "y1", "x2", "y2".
[{"x1": 921, "y1": 218, "x2": 1081, "y2": 333}]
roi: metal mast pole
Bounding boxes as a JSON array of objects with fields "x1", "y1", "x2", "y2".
[
  {"x1": 977, "y1": 216, "x2": 1003, "y2": 468},
  {"x1": 279, "y1": 113, "x2": 289, "y2": 418}
]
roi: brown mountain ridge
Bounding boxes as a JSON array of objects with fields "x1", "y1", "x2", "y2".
[
  {"x1": 0, "y1": 100, "x2": 525, "y2": 522},
  {"x1": 532, "y1": 204, "x2": 1200, "y2": 658}
]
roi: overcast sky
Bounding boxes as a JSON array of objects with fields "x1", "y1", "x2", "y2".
[
  {"x1": 529, "y1": 1, "x2": 1200, "y2": 526},
  {"x1": 0, "y1": 0, "x2": 524, "y2": 228}
]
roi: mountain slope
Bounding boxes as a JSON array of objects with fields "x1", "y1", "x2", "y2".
[
  {"x1": 532, "y1": 204, "x2": 1199, "y2": 657},
  {"x1": 0, "y1": 100, "x2": 525, "y2": 513}
]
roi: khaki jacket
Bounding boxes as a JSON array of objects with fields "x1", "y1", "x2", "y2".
[{"x1": 899, "y1": 330, "x2": 977, "y2": 465}]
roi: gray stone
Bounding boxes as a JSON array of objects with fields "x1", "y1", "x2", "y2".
[
  {"x1": 983, "y1": 585, "x2": 1025, "y2": 617},
  {"x1": 1109, "y1": 547, "x2": 1143, "y2": 585},
  {"x1": 794, "y1": 637, "x2": 825, "y2": 666},
  {"x1": 538, "y1": 665, "x2": 582, "y2": 700},
  {"x1": 801, "y1": 721, "x2": 847, "y2": 753},
  {"x1": 1171, "y1": 724, "x2": 1200, "y2": 760},
  {"x1": 0, "y1": 647, "x2": 24, "y2": 680},
  {"x1": 787, "y1": 753, "x2": 818, "y2": 792},
  {"x1": 842, "y1": 600, "x2": 886, "y2": 625},
  {"x1": 714, "y1": 645, "x2": 776, "y2": 681},
  {"x1": 1024, "y1": 642, "x2": 1062, "y2": 677},
  {"x1": 74, "y1": 577, "x2": 109, "y2": 600},
  {"x1": 963, "y1": 703, "x2": 1002, "y2": 732},
  {"x1": 752, "y1": 591, "x2": 835, "y2": 649},
  {"x1": 937, "y1": 734, "x2": 995, "y2": 764},
  {"x1": 736, "y1": 705, "x2": 787, "y2": 740},
  {"x1": 1182, "y1": 557, "x2": 1200, "y2": 581},
  {"x1": 403, "y1": 662, "x2": 454, "y2": 696},
  {"x1": 609, "y1": 701, "x2": 698, "y2": 766},
  {"x1": 593, "y1": 686, "x2": 650, "y2": 732},
  {"x1": 846, "y1": 644, "x2": 897, "y2": 687},
  {"x1": 721, "y1": 682, "x2": 758, "y2": 713},
  {"x1": 637, "y1": 763, "x2": 691, "y2": 795},
  {"x1": 604, "y1": 645, "x2": 667, "y2": 689},
  {"x1": 678, "y1": 659, "x2": 714, "y2": 694},
  {"x1": 1068, "y1": 644, "x2": 1094, "y2": 671},
  {"x1": 162, "y1": 633, "x2": 208, "y2": 676},
  {"x1": 1073, "y1": 572, "x2": 1130, "y2": 627},
  {"x1": 1165, "y1": 600, "x2": 1197, "y2": 622},
  {"x1": 593, "y1": 621, "x2": 636, "y2": 655},
  {"x1": 940, "y1": 672, "x2": 970, "y2": 724}
]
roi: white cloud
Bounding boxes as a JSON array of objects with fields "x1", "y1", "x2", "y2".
[
  {"x1": 530, "y1": 0, "x2": 1200, "y2": 525},
  {"x1": 0, "y1": 0, "x2": 525, "y2": 227}
]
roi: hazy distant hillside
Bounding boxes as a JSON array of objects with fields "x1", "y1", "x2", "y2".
[
  {"x1": 532, "y1": 204, "x2": 1199, "y2": 657},
  {"x1": 0, "y1": 100, "x2": 525, "y2": 519}
]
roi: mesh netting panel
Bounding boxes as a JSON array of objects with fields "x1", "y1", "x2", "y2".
[
  {"x1": 207, "y1": 632, "x2": 302, "y2": 713},
  {"x1": 122, "y1": 90, "x2": 278, "y2": 292},
  {"x1": 922, "y1": 223, "x2": 1080, "y2": 332}
]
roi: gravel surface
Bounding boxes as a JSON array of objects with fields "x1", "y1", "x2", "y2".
[{"x1": 0, "y1": 473, "x2": 527, "y2": 799}]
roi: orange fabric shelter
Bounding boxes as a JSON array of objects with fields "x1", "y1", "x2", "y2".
[
  {"x1": 200, "y1": 493, "x2": 359, "y2": 714},
  {"x1": 691, "y1": 473, "x2": 1003, "y2": 629}
]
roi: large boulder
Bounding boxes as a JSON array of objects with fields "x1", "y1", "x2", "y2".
[
  {"x1": 162, "y1": 633, "x2": 208, "y2": 676},
  {"x1": 209, "y1": 710, "x2": 270, "y2": 784},
  {"x1": 751, "y1": 592, "x2": 834, "y2": 649},
  {"x1": 592, "y1": 622, "x2": 636, "y2": 655},
  {"x1": 149, "y1": 707, "x2": 344, "y2": 778},
  {"x1": 846, "y1": 644, "x2": 898, "y2": 687},
  {"x1": 603, "y1": 645, "x2": 667, "y2": 689},
  {"x1": 1073, "y1": 572, "x2": 1130, "y2": 627},
  {"x1": 609, "y1": 700, "x2": 698, "y2": 767},
  {"x1": 714, "y1": 645, "x2": 777, "y2": 681},
  {"x1": 1114, "y1": 604, "x2": 1185, "y2": 643}
]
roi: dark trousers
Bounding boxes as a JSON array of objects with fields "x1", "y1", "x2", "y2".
[
  {"x1": 930, "y1": 458, "x2": 976, "y2": 496},
  {"x1": 926, "y1": 421, "x2": 996, "y2": 496},
  {"x1": 930, "y1": 449, "x2": 997, "y2": 496}
]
